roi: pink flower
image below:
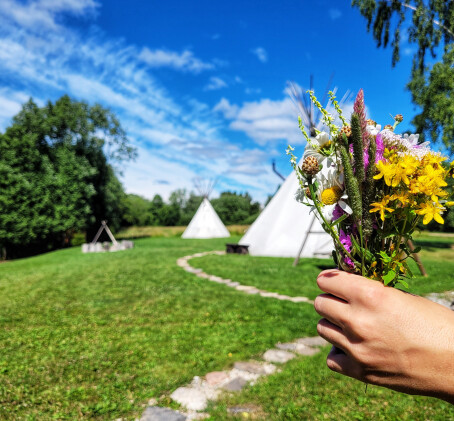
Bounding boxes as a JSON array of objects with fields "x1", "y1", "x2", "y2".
[{"x1": 375, "y1": 133, "x2": 384, "y2": 163}]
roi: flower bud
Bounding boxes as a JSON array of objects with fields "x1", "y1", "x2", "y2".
[{"x1": 301, "y1": 156, "x2": 320, "y2": 176}]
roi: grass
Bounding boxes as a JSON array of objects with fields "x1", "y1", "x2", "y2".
[
  {"x1": 207, "y1": 348, "x2": 454, "y2": 420},
  {"x1": 0, "y1": 232, "x2": 453, "y2": 419},
  {"x1": 191, "y1": 232, "x2": 454, "y2": 299},
  {"x1": 116, "y1": 225, "x2": 249, "y2": 239},
  {"x1": 197, "y1": 232, "x2": 454, "y2": 420},
  {"x1": 0, "y1": 236, "x2": 316, "y2": 420}
]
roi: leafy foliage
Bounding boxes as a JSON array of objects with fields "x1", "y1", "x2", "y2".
[
  {"x1": 0, "y1": 96, "x2": 135, "y2": 257},
  {"x1": 121, "y1": 190, "x2": 261, "y2": 227},
  {"x1": 352, "y1": 0, "x2": 454, "y2": 152}
]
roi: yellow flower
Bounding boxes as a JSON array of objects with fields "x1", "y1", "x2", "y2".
[
  {"x1": 374, "y1": 161, "x2": 397, "y2": 186},
  {"x1": 370, "y1": 196, "x2": 395, "y2": 221},
  {"x1": 416, "y1": 202, "x2": 445, "y2": 225},
  {"x1": 321, "y1": 186, "x2": 342, "y2": 205},
  {"x1": 374, "y1": 155, "x2": 417, "y2": 187},
  {"x1": 390, "y1": 193, "x2": 410, "y2": 206}
]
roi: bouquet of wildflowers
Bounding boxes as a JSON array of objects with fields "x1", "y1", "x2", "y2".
[{"x1": 287, "y1": 89, "x2": 454, "y2": 288}]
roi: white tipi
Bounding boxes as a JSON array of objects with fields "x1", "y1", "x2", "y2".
[
  {"x1": 238, "y1": 161, "x2": 332, "y2": 258},
  {"x1": 239, "y1": 82, "x2": 348, "y2": 261},
  {"x1": 182, "y1": 198, "x2": 230, "y2": 239},
  {"x1": 182, "y1": 179, "x2": 230, "y2": 239}
]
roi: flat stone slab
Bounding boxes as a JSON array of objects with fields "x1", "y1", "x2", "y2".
[
  {"x1": 295, "y1": 336, "x2": 328, "y2": 347},
  {"x1": 276, "y1": 342, "x2": 320, "y2": 356},
  {"x1": 225, "y1": 281, "x2": 240, "y2": 287},
  {"x1": 259, "y1": 291, "x2": 281, "y2": 298},
  {"x1": 263, "y1": 349, "x2": 296, "y2": 363},
  {"x1": 221, "y1": 377, "x2": 248, "y2": 391},
  {"x1": 170, "y1": 387, "x2": 208, "y2": 411},
  {"x1": 289, "y1": 296, "x2": 312, "y2": 303},
  {"x1": 141, "y1": 406, "x2": 186, "y2": 421},
  {"x1": 185, "y1": 267, "x2": 203, "y2": 274},
  {"x1": 234, "y1": 285, "x2": 260, "y2": 294},
  {"x1": 196, "y1": 272, "x2": 211, "y2": 279},
  {"x1": 426, "y1": 292, "x2": 454, "y2": 310},
  {"x1": 205, "y1": 371, "x2": 229, "y2": 386},
  {"x1": 274, "y1": 294, "x2": 292, "y2": 301},
  {"x1": 208, "y1": 275, "x2": 224, "y2": 282},
  {"x1": 234, "y1": 361, "x2": 266, "y2": 375},
  {"x1": 233, "y1": 361, "x2": 275, "y2": 375}
]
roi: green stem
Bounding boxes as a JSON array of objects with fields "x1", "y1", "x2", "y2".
[{"x1": 308, "y1": 184, "x2": 355, "y2": 262}]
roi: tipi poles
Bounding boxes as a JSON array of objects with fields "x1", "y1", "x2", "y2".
[
  {"x1": 91, "y1": 221, "x2": 118, "y2": 245},
  {"x1": 293, "y1": 214, "x2": 317, "y2": 266}
]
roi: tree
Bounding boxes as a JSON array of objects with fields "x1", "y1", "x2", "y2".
[
  {"x1": 0, "y1": 96, "x2": 136, "y2": 257},
  {"x1": 121, "y1": 194, "x2": 153, "y2": 226},
  {"x1": 211, "y1": 192, "x2": 260, "y2": 225},
  {"x1": 352, "y1": 0, "x2": 454, "y2": 152}
]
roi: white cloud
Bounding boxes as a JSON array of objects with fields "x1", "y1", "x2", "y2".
[
  {"x1": 213, "y1": 98, "x2": 239, "y2": 119},
  {"x1": 204, "y1": 76, "x2": 228, "y2": 91},
  {"x1": 0, "y1": 0, "x2": 98, "y2": 32},
  {"x1": 0, "y1": 0, "x2": 283, "y2": 203},
  {"x1": 216, "y1": 97, "x2": 304, "y2": 146},
  {"x1": 251, "y1": 47, "x2": 268, "y2": 63},
  {"x1": 328, "y1": 8, "x2": 342, "y2": 20},
  {"x1": 139, "y1": 47, "x2": 215, "y2": 73}
]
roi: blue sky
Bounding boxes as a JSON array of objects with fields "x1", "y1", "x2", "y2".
[{"x1": 0, "y1": 0, "x2": 420, "y2": 202}]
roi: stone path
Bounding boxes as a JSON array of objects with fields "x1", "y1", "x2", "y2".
[
  {"x1": 140, "y1": 335, "x2": 328, "y2": 420},
  {"x1": 176, "y1": 250, "x2": 313, "y2": 304},
  {"x1": 137, "y1": 250, "x2": 454, "y2": 420},
  {"x1": 426, "y1": 291, "x2": 454, "y2": 310}
]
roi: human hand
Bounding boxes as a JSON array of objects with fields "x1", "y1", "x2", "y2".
[{"x1": 314, "y1": 269, "x2": 454, "y2": 404}]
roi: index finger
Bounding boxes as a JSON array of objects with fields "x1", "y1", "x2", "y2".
[{"x1": 316, "y1": 269, "x2": 374, "y2": 302}]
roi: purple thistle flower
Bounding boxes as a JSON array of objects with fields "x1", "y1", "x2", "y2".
[
  {"x1": 339, "y1": 229, "x2": 352, "y2": 252},
  {"x1": 339, "y1": 229, "x2": 355, "y2": 269}
]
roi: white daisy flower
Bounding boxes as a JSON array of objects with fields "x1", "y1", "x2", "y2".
[
  {"x1": 313, "y1": 164, "x2": 352, "y2": 223},
  {"x1": 303, "y1": 131, "x2": 334, "y2": 163}
]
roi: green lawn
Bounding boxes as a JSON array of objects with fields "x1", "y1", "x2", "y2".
[
  {"x1": 0, "y1": 236, "x2": 316, "y2": 420},
  {"x1": 0, "y1": 233, "x2": 453, "y2": 419},
  {"x1": 191, "y1": 232, "x2": 454, "y2": 298}
]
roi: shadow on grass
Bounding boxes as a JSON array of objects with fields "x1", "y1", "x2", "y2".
[{"x1": 412, "y1": 239, "x2": 453, "y2": 250}]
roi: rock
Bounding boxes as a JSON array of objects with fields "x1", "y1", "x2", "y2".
[
  {"x1": 140, "y1": 406, "x2": 186, "y2": 421},
  {"x1": 147, "y1": 398, "x2": 158, "y2": 406},
  {"x1": 425, "y1": 292, "x2": 454, "y2": 310},
  {"x1": 235, "y1": 285, "x2": 260, "y2": 294},
  {"x1": 185, "y1": 411, "x2": 210, "y2": 420},
  {"x1": 276, "y1": 342, "x2": 320, "y2": 356},
  {"x1": 221, "y1": 377, "x2": 248, "y2": 391},
  {"x1": 196, "y1": 272, "x2": 211, "y2": 279},
  {"x1": 289, "y1": 296, "x2": 312, "y2": 303},
  {"x1": 185, "y1": 267, "x2": 203, "y2": 274},
  {"x1": 225, "y1": 281, "x2": 240, "y2": 287},
  {"x1": 209, "y1": 275, "x2": 224, "y2": 282},
  {"x1": 205, "y1": 371, "x2": 229, "y2": 386},
  {"x1": 170, "y1": 387, "x2": 208, "y2": 411},
  {"x1": 259, "y1": 291, "x2": 280, "y2": 298},
  {"x1": 234, "y1": 361, "x2": 273, "y2": 375},
  {"x1": 274, "y1": 294, "x2": 292, "y2": 301},
  {"x1": 263, "y1": 349, "x2": 296, "y2": 363},
  {"x1": 229, "y1": 368, "x2": 260, "y2": 383},
  {"x1": 295, "y1": 336, "x2": 328, "y2": 347}
]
